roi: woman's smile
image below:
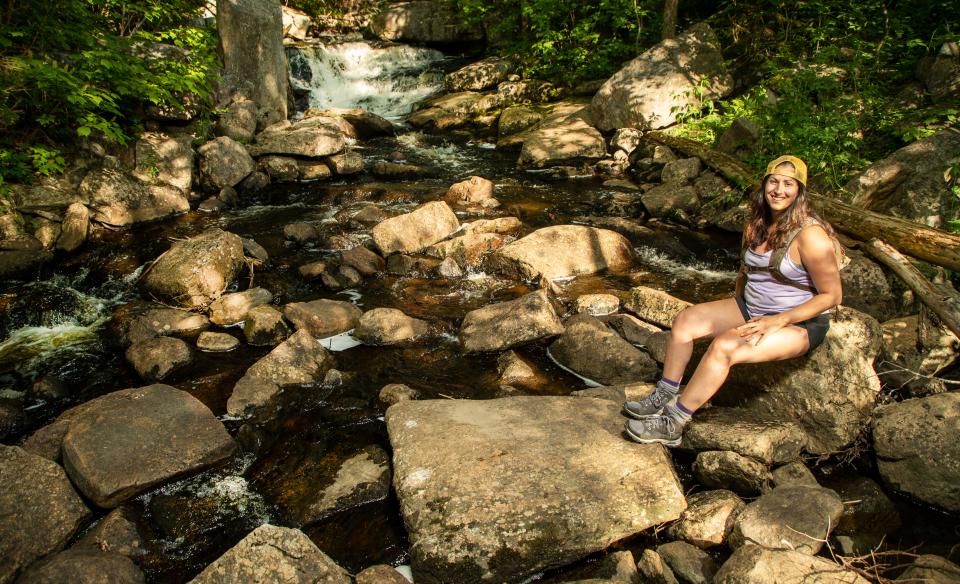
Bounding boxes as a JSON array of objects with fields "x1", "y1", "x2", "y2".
[{"x1": 765, "y1": 173, "x2": 799, "y2": 213}]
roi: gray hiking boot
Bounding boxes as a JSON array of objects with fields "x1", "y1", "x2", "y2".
[
  {"x1": 625, "y1": 414, "x2": 683, "y2": 447},
  {"x1": 623, "y1": 380, "x2": 678, "y2": 419}
]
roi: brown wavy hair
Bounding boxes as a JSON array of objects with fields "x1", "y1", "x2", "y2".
[{"x1": 743, "y1": 161, "x2": 834, "y2": 250}]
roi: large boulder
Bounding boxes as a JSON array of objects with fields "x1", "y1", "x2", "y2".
[
  {"x1": 0, "y1": 446, "x2": 92, "y2": 584},
  {"x1": 548, "y1": 314, "x2": 658, "y2": 385},
  {"x1": 61, "y1": 385, "x2": 236, "y2": 508},
  {"x1": 592, "y1": 23, "x2": 732, "y2": 131},
  {"x1": 714, "y1": 545, "x2": 869, "y2": 584},
  {"x1": 189, "y1": 524, "x2": 351, "y2": 584},
  {"x1": 198, "y1": 136, "x2": 256, "y2": 191},
  {"x1": 370, "y1": 0, "x2": 484, "y2": 43},
  {"x1": 215, "y1": 99, "x2": 258, "y2": 143},
  {"x1": 227, "y1": 329, "x2": 335, "y2": 417},
  {"x1": 248, "y1": 122, "x2": 345, "y2": 158},
  {"x1": 371, "y1": 201, "x2": 460, "y2": 255},
  {"x1": 217, "y1": 0, "x2": 288, "y2": 128},
  {"x1": 133, "y1": 132, "x2": 194, "y2": 194},
  {"x1": 386, "y1": 396, "x2": 686, "y2": 584},
  {"x1": 872, "y1": 392, "x2": 960, "y2": 512},
  {"x1": 79, "y1": 169, "x2": 190, "y2": 227},
  {"x1": 459, "y1": 290, "x2": 564, "y2": 353},
  {"x1": 843, "y1": 128, "x2": 960, "y2": 227},
  {"x1": 493, "y1": 225, "x2": 634, "y2": 282},
  {"x1": 140, "y1": 228, "x2": 246, "y2": 310},
  {"x1": 517, "y1": 106, "x2": 606, "y2": 168}
]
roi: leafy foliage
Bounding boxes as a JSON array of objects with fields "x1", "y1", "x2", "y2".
[{"x1": 0, "y1": 0, "x2": 218, "y2": 191}]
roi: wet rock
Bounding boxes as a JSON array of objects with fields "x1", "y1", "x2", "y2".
[
  {"x1": 680, "y1": 407, "x2": 806, "y2": 465},
  {"x1": 188, "y1": 524, "x2": 351, "y2": 584},
  {"x1": 283, "y1": 222, "x2": 320, "y2": 243},
  {"x1": 299, "y1": 260, "x2": 327, "y2": 280},
  {"x1": 592, "y1": 23, "x2": 732, "y2": 131},
  {"x1": 872, "y1": 392, "x2": 960, "y2": 512},
  {"x1": 386, "y1": 396, "x2": 686, "y2": 584},
  {"x1": 379, "y1": 383, "x2": 419, "y2": 406},
  {"x1": 828, "y1": 475, "x2": 901, "y2": 556},
  {"x1": 714, "y1": 545, "x2": 869, "y2": 584},
  {"x1": 298, "y1": 159, "x2": 333, "y2": 181},
  {"x1": 371, "y1": 201, "x2": 459, "y2": 255},
  {"x1": 354, "y1": 308, "x2": 430, "y2": 345},
  {"x1": 237, "y1": 170, "x2": 270, "y2": 195},
  {"x1": 243, "y1": 305, "x2": 290, "y2": 346},
  {"x1": 109, "y1": 302, "x2": 211, "y2": 347},
  {"x1": 692, "y1": 451, "x2": 771, "y2": 497},
  {"x1": 337, "y1": 265, "x2": 363, "y2": 287},
  {"x1": 215, "y1": 99, "x2": 258, "y2": 142},
  {"x1": 124, "y1": 336, "x2": 193, "y2": 382},
  {"x1": 497, "y1": 351, "x2": 548, "y2": 391},
  {"x1": 771, "y1": 461, "x2": 818, "y2": 487},
  {"x1": 283, "y1": 299, "x2": 362, "y2": 338},
  {"x1": 308, "y1": 108, "x2": 396, "y2": 139},
  {"x1": 73, "y1": 507, "x2": 144, "y2": 557},
  {"x1": 0, "y1": 445, "x2": 92, "y2": 583},
  {"x1": 321, "y1": 272, "x2": 344, "y2": 290},
  {"x1": 141, "y1": 228, "x2": 246, "y2": 310},
  {"x1": 729, "y1": 484, "x2": 844, "y2": 555},
  {"x1": 493, "y1": 225, "x2": 634, "y2": 282},
  {"x1": 549, "y1": 313, "x2": 658, "y2": 385},
  {"x1": 248, "y1": 123, "x2": 345, "y2": 158},
  {"x1": 341, "y1": 246, "x2": 385, "y2": 276},
  {"x1": 208, "y1": 288, "x2": 273, "y2": 326},
  {"x1": 602, "y1": 313, "x2": 661, "y2": 346},
  {"x1": 656, "y1": 541, "x2": 717, "y2": 584},
  {"x1": 227, "y1": 329, "x2": 335, "y2": 417},
  {"x1": 337, "y1": 203, "x2": 390, "y2": 226},
  {"x1": 327, "y1": 151, "x2": 364, "y2": 175},
  {"x1": 574, "y1": 293, "x2": 620, "y2": 316},
  {"x1": 427, "y1": 231, "x2": 508, "y2": 269},
  {"x1": 80, "y1": 168, "x2": 190, "y2": 227},
  {"x1": 370, "y1": 0, "x2": 483, "y2": 42},
  {"x1": 198, "y1": 136, "x2": 256, "y2": 191},
  {"x1": 667, "y1": 489, "x2": 744, "y2": 549},
  {"x1": 498, "y1": 106, "x2": 542, "y2": 139},
  {"x1": 0, "y1": 399, "x2": 24, "y2": 441},
  {"x1": 518, "y1": 107, "x2": 606, "y2": 168},
  {"x1": 436, "y1": 257, "x2": 463, "y2": 278},
  {"x1": 636, "y1": 548, "x2": 679, "y2": 584},
  {"x1": 446, "y1": 56, "x2": 517, "y2": 91},
  {"x1": 241, "y1": 237, "x2": 269, "y2": 267},
  {"x1": 641, "y1": 184, "x2": 700, "y2": 221},
  {"x1": 896, "y1": 554, "x2": 960, "y2": 583},
  {"x1": 460, "y1": 289, "x2": 564, "y2": 353},
  {"x1": 444, "y1": 176, "x2": 499, "y2": 209},
  {"x1": 29, "y1": 376, "x2": 70, "y2": 402},
  {"x1": 356, "y1": 565, "x2": 412, "y2": 584},
  {"x1": 57, "y1": 202, "x2": 90, "y2": 252},
  {"x1": 386, "y1": 254, "x2": 441, "y2": 276},
  {"x1": 15, "y1": 549, "x2": 145, "y2": 584},
  {"x1": 370, "y1": 160, "x2": 432, "y2": 178},
  {"x1": 259, "y1": 155, "x2": 299, "y2": 182},
  {"x1": 61, "y1": 384, "x2": 235, "y2": 507}
]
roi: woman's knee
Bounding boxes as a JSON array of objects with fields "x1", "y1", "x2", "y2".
[
  {"x1": 671, "y1": 307, "x2": 698, "y2": 340},
  {"x1": 704, "y1": 331, "x2": 743, "y2": 363}
]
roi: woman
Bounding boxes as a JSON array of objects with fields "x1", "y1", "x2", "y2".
[{"x1": 624, "y1": 154, "x2": 842, "y2": 446}]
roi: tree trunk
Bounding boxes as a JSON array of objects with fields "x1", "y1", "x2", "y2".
[
  {"x1": 864, "y1": 239, "x2": 960, "y2": 339},
  {"x1": 662, "y1": 0, "x2": 678, "y2": 40}
]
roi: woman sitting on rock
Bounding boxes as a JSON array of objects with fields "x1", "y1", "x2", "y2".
[{"x1": 624, "y1": 154, "x2": 843, "y2": 446}]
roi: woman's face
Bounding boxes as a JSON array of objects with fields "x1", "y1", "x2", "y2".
[{"x1": 764, "y1": 169, "x2": 800, "y2": 215}]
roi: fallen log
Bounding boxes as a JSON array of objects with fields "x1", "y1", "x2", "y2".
[
  {"x1": 644, "y1": 131, "x2": 960, "y2": 272},
  {"x1": 863, "y1": 239, "x2": 960, "y2": 339}
]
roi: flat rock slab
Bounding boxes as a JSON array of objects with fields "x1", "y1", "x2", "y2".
[
  {"x1": 386, "y1": 396, "x2": 686, "y2": 584},
  {"x1": 62, "y1": 384, "x2": 236, "y2": 508},
  {"x1": 493, "y1": 225, "x2": 634, "y2": 282},
  {"x1": 0, "y1": 446, "x2": 92, "y2": 584},
  {"x1": 680, "y1": 407, "x2": 806, "y2": 465},
  {"x1": 189, "y1": 524, "x2": 351, "y2": 584},
  {"x1": 371, "y1": 201, "x2": 459, "y2": 255},
  {"x1": 459, "y1": 290, "x2": 564, "y2": 353}
]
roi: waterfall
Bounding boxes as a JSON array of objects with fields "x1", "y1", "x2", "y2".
[{"x1": 288, "y1": 41, "x2": 448, "y2": 120}]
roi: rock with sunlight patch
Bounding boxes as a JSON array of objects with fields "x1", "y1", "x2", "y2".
[
  {"x1": 728, "y1": 484, "x2": 844, "y2": 555},
  {"x1": 370, "y1": 0, "x2": 484, "y2": 43},
  {"x1": 459, "y1": 290, "x2": 564, "y2": 353},
  {"x1": 625, "y1": 286, "x2": 692, "y2": 328},
  {"x1": 80, "y1": 168, "x2": 191, "y2": 227},
  {"x1": 872, "y1": 392, "x2": 960, "y2": 513},
  {"x1": 197, "y1": 137, "x2": 256, "y2": 191},
  {"x1": 354, "y1": 308, "x2": 430, "y2": 345},
  {"x1": 0, "y1": 445, "x2": 92, "y2": 584},
  {"x1": 248, "y1": 120, "x2": 345, "y2": 158},
  {"x1": 667, "y1": 489, "x2": 744, "y2": 549},
  {"x1": 189, "y1": 524, "x2": 351, "y2": 584},
  {"x1": 591, "y1": 23, "x2": 732, "y2": 131},
  {"x1": 109, "y1": 301, "x2": 211, "y2": 347},
  {"x1": 61, "y1": 384, "x2": 236, "y2": 508},
  {"x1": 227, "y1": 329, "x2": 335, "y2": 418},
  {"x1": 208, "y1": 288, "x2": 274, "y2": 326},
  {"x1": 140, "y1": 228, "x2": 246, "y2": 310},
  {"x1": 283, "y1": 299, "x2": 362, "y2": 338},
  {"x1": 692, "y1": 451, "x2": 771, "y2": 497},
  {"x1": 446, "y1": 56, "x2": 518, "y2": 92},
  {"x1": 386, "y1": 396, "x2": 686, "y2": 584},
  {"x1": 371, "y1": 201, "x2": 460, "y2": 255},
  {"x1": 548, "y1": 314, "x2": 658, "y2": 385},
  {"x1": 492, "y1": 225, "x2": 634, "y2": 282},
  {"x1": 124, "y1": 336, "x2": 193, "y2": 382},
  {"x1": 517, "y1": 106, "x2": 606, "y2": 168},
  {"x1": 133, "y1": 132, "x2": 194, "y2": 195},
  {"x1": 426, "y1": 231, "x2": 509, "y2": 268},
  {"x1": 680, "y1": 407, "x2": 807, "y2": 465},
  {"x1": 713, "y1": 546, "x2": 869, "y2": 584}
]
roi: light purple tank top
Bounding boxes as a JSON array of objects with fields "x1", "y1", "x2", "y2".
[{"x1": 742, "y1": 248, "x2": 816, "y2": 318}]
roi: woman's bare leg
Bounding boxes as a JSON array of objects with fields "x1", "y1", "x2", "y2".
[{"x1": 662, "y1": 298, "x2": 747, "y2": 382}]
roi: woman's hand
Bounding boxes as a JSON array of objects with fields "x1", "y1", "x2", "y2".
[{"x1": 736, "y1": 314, "x2": 789, "y2": 346}]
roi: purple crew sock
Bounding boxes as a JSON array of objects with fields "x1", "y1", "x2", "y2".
[{"x1": 659, "y1": 376, "x2": 681, "y2": 389}]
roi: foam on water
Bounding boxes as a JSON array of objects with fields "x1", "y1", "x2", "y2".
[
  {"x1": 634, "y1": 245, "x2": 735, "y2": 281},
  {"x1": 0, "y1": 320, "x2": 107, "y2": 378}
]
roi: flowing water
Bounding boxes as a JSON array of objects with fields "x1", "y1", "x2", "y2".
[{"x1": 2, "y1": 39, "x2": 957, "y2": 582}]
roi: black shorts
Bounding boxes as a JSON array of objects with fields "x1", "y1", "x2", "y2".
[{"x1": 735, "y1": 296, "x2": 830, "y2": 353}]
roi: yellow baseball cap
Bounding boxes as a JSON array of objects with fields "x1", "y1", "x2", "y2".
[{"x1": 765, "y1": 155, "x2": 807, "y2": 187}]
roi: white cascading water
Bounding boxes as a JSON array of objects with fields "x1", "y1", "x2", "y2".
[{"x1": 288, "y1": 41, "x2": 448, "y2": 120}]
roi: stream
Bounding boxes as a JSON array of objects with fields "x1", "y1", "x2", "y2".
[{"x1": 1, "y1": 38, "x2": 957, "y2": 582}]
